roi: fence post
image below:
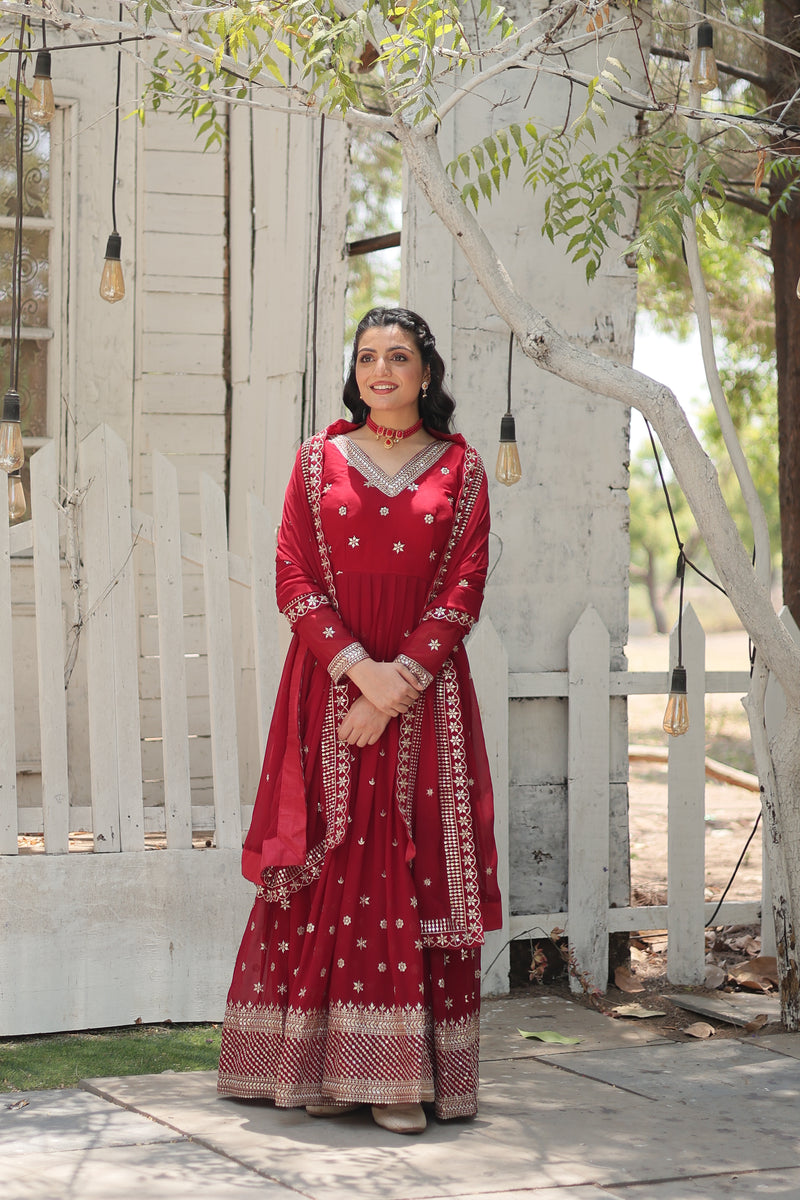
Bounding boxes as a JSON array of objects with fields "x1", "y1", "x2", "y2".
[
  {"x1": 79, "y1": 424, "x2": 144, "y2": 852},
  {"x1": 764, "y1": 606, "x2": 800, "y2": 959},
  {"x1": 201, "y1": 472, "x2": 242, "y2": 850},
  {"x1": 568, "y1": 606, "x2": 610, "y2": 993},
  {"x1": 667, "y1": 602, "x2": 706, "y2": 984},
  {"x1": 247, "y1": 493, "x2": 278, "y2": 752},
  {"x1": 31, "y1": 441, "x2": 70, "y2": 854},
  {"x1": 152, "y1": 451, "x2": 192, "y2": 849},
  {"x1": 0, "y1": 477, "x2": 17, "y2": 853},
  {"x1": 470, "y1": 616, "x2": 510, "y2": 996}
]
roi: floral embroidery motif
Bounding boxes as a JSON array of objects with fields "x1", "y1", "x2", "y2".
[
  {"x1": 422, "y1": 606, "x2": 475, "y2": 631},
  {"x1": 380, "y1": 506, "x2": 389, "y2": 516},
  {"x1": 338, "y1": 506, "x2": 347, "y2": 515},
  {"x1": 393, "y1": 542, "x2": 405, "y2": 554},
  {"x1": 282, "y1": 592, "x2": 330, "y2": 628},
  {"x1": 349, "y1": 536, "x2": 360, "y2": 548},
  {"x1": 323, "y1": 626, "x2": 335, "y2": 638},
  {"x1": 424, "y1": 514, "x2": 434, "y2": 524},
  {"x1": 428, "y1": 638, "x2": 441, "y2": 651}
]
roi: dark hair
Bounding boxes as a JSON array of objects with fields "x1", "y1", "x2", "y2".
[{"x1": 342, "y1": 307, "x2": 455, "y2": 433}]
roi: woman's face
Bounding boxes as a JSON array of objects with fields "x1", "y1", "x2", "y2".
[{"x1": 354, "y1": 324, "x2": 430, "y2": 426}]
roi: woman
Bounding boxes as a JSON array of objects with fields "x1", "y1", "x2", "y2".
[{"x1": 218, "y1": 307, "x2": 501, "y2": 1134}]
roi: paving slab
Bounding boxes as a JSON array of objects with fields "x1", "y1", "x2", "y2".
[
  {"x1": 750, "y1": 1032, "x2": 800, "y2": 1060},
  {"x1": 0, "y1": 1088, "x2": 177, "y2": 1156},
  {"x1": 670, "y1": 991, "x2": 781, "y2": 1027},
  {"x1": 0, "y1": 1140, "x2": 290, "y2": 1200},
  {"x1": 606, "y1": 1167, "x2": 800, "y2": 1198},
  {"x1": 541, "y1": 1040, "x2": 800, "y2": 1137},
  {"x1": 480, "y1": 992, "x2": 670, "y2": 1060},
  {"x1": 84, "y1": 1050, "x2": 800, "y2": 1199}
]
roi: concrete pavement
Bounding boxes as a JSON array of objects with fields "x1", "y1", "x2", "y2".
[{"x1": 3, "y1": 992, "x2": 800, "y2": 1199}]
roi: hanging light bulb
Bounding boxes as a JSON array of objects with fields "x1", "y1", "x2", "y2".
[
  {"x1": 0, "y1": 389, "x2": 24, "y2": 472},
  {"x1": 690, "y1": 21, "x2": 718, "y2": 93},
  {"x1": 495, "y1": 413, "x2": 522, "y2": 486},
  {"x1": 663, "y1": 665, "x2": 690, "y2": 737},
  {"x1": 99, "y1": 231, "x2": 125, "y2": 303},
  {"x1": 7, "y1": 468, "x2": 25, "y2": 521},
  {"x1": 30, "y1": 50, "x2": 55, "y2": 124}
]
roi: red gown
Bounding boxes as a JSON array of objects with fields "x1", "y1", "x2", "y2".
[{"x1": 218, "y1": 419, "x2": 501, "y2": 1120}]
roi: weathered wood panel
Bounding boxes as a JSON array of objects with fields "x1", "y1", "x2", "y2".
[
  {"x1": 201, "y1": 474, "x2": 242, "y2": 850},
  {"x1": 30, "y1": 441, "x2": 69, "y2": 854},
  {"x1": 143, "y1": 292, "x2": 226, "y2": 338},
  {"x1": 0, "y1": 480, "x2": 17, "y2": 853},
  {"x1": 139, "y1": 375, "x2": 226, "y2": 416},
  {"x1": 79, "y1": 425, "x2": 144, "y2": 853},
  {"x1": 141, "y1": 333, "x2": 224, "y2": 377},
  {"x1": 152, "y1": 452, "x2": 193, "y2": 849},
  {"x1": 471, "y1": 617, "x2": 510, "y2": 996},
  {"x1": 143, "y1": 149, "x2": 225, "y2": 196},
  {"x1": 567, "y1": 607, "x2": 610, "y2": 993},
  {"x1": 144, "y1": 193, "x2": 225, "y2": 237}
]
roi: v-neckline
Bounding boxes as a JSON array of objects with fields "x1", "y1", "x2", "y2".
[{"x1": 331, "y1": 435, "x2": 449, "y2": 498}]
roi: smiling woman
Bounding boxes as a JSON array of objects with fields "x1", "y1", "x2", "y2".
[{"x1": 217, "y1": 306, "x2": 501, "y2": 1136}]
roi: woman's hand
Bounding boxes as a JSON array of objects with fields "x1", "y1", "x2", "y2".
[
  {"x1": 346, "y1": 658, "x2": 424, "y2": 717},
  {"x1": 337, "y1": 696, "x2": 392, "y2": 747}
]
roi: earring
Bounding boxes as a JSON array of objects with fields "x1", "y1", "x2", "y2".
[{"x1": 422, "y1": 381, "x2": 429, "y2": 395}]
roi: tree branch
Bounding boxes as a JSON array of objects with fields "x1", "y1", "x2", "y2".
[
  {"x1": 393, "y1": 112, "x2": 800, "y2": 705},
  {"x1": 650, "y1": 44, "x2": 769, "y2": 91}
]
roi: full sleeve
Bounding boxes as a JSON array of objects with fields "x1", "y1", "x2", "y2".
[
  {"x1": 397, "y1": 460, "x2": 490, "y2": 684},
  {"x1": 276, "y1": 449, "x2": 368, "y2": 681}
]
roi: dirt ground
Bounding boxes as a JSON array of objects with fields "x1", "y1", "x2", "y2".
[{"x1": 627, "y1": 629, "x2": 762, "y2": 905}]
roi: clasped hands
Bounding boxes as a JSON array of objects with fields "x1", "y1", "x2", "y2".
[{"x1": 337, "y1": 658, "x2": 425, "y2": 748}]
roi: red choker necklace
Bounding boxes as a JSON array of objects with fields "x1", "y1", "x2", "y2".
[{"x1": 366, "y1": 415, "x2": 424, "y2": 449}]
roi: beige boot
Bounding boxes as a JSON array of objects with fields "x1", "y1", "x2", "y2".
[{"x1": 371, "y1": 1103, "x2": 427, "y2": 1134}]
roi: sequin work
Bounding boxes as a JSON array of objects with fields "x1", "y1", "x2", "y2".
[{"x1": 220, "y1": 423, "x2": 499, "y2": 1120}]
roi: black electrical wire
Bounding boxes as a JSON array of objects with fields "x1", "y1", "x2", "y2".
[
  {"x1": 110, "y1": 3, "x2": 123, "y2": 234},
  {"x1": 705, "y1": 809, "x2": 762, "y2": 927},
  {"x1": 644, "y1": 418, "x2": 728, "y2": 598},
  {"x1": 309, "y1": 112, "x2": 325, "y2": 436},
  {"x1": 9, "y1": 15, "x2": 27, "y2": 393}
]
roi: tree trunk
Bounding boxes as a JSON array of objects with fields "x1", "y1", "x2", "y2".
[{"x1": 765, "y1": 0, "x2": 800, "y2": 625}]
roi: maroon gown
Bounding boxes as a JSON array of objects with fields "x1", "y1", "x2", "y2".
[{"x1": 217, "y1": 419, "x2": 501, "y2": 1119}]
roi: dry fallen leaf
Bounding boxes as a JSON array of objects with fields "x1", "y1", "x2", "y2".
[
  {"x1": 684, "y1": 1021, "x2": 716, "y2": 1039},
  {"x1": 612, "y1": 1003, "x2": 667, "y2": 1020},
  {"x1": 517, "y1": 1028, "x2": 582, "y2": 1045},
  {"x1": 704, "y1": 964, "x2": 727, "y2": 989},
  {"x1": 615, "y1": 965, "x2": 645, "y2": 994},
  {"x1": 729, "y1": 956, "x2": 779, "y2": 990},
  {"x1": 5, "y1": 1098, "x2": 29, "y2": 1110},
  {"x1": 742, "y1": 1013, "x2": 770, "y2": 1034},
  {"x1": 754, "y1": 146, "x2": 767, "y2": 192}
]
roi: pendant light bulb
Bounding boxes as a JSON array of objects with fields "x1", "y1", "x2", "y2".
[
  {"x1": 690, "y1": 21, "x2": 718, "y2": 93},
  {"x1": 7, "y1": 468, "x2": 25, "y2": 521},
  {"x1": 495, "y1": 413, "x2": 522, "y2": 487},
  {"x1": 663, "y1": 665, "x2": 690, "y2": 737},
  {"x1": 30, "y1": 50, "x2": 55, "y2": 124},
  {"x1": 0, "y1": 389, "x2": 24, "y2": 473},
  {"x1": 100, "y1": 231, "x2": 125, "y2": 303}
]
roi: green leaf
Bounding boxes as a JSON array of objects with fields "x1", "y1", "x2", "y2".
[{"x1": 517, "y1": 1028, "x2": 581, "y2": 1044}]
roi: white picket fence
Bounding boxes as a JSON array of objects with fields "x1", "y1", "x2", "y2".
[{"x1": 0, "y1": 423, "x2": 774, "y2": 1032}]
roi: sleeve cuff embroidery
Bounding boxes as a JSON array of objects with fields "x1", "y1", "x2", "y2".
[
  {"x1": 421, "y1": 605, "x2": 475, "y2": 630},
  {"x1": 282, "y1": 592, "x2": 331, "y2": 628},
  {"x1": 396, "y1": 654, "x2": 434, "y2": 690},
  {"x1": 328, "y1": 642, "x2": 369, "y2": 683}
]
